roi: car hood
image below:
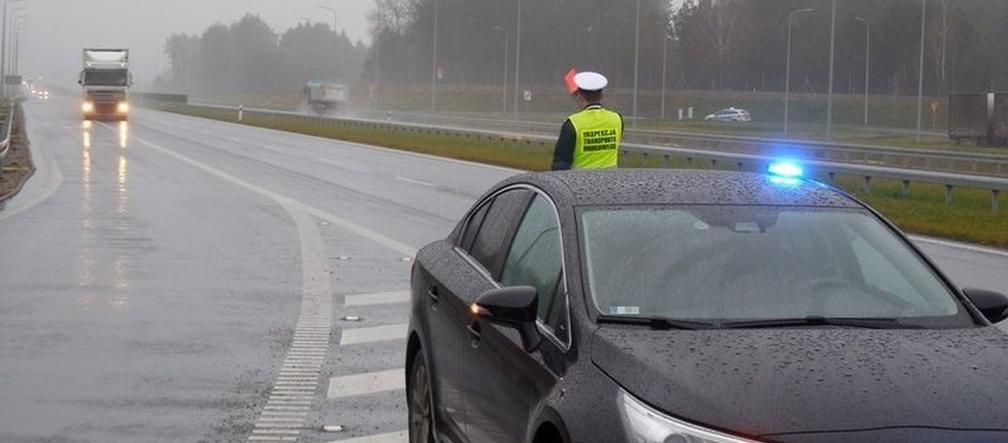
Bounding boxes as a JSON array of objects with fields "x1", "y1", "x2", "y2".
[{"x1": 591, "y1": 326, "x2": 1008, "y2": 442}]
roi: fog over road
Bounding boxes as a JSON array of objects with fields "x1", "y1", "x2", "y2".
[{"x1": 0, "y1": 97, "x2": 1005, "y2": 442}]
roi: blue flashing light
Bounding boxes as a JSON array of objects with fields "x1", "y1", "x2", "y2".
[{"x1": 768, "y1": 161, "x2": 804, "y2": 178}]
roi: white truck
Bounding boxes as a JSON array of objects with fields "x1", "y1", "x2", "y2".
[
  {"x1": 78, "y1": 48, "x2": 132, "y2": 120},
  {"x1": 303, "y1": 81, "x2": 346, "y2": 114}
]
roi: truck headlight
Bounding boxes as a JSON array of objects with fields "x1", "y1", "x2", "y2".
[
  {"x1": 117, "y1": 102, "x2": 129, "y2": 113},
  {"x1": 82, "y1": 102, "x2": 95, "y2": 112},
  {"x1": 618, "y1": 389, "x2": 757, "y2": 443}
]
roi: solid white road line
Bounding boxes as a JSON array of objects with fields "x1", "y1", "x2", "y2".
[
  {"x1": 323, "y1": 430, "x2": 408, "y2": 443},
  {"x1": 127, "y1": 131, "x2": 416, "y2": 256},
  {"x1": 344, "y1": 291, "x2": 410, "y2": 307},
  {"x1": 339, "y1": 324, "x2": 408, "y2": 345},
  {"x1": 327, "y1": 369, "x2": 405, "y2": 399}
]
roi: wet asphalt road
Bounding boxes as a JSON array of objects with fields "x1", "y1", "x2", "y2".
[{"x1": 0, "y1": 97, "x2": 1006, "y2": 443}]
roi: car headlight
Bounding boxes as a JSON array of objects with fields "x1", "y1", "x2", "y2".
[
  {"x1": 117, "y1": 102, "x2": 129, "y2": 113},
  {"x1": 82, "y1": 102, "x2": 95, "y2": 112},
  {"x1": 618, "y1": 389, "x2": 757, "y2": 443}
]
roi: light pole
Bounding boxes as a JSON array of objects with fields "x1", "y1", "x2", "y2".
[
  {"x1": 632, "y1": 0, "x2": 640, "y2": 128},
  {"x1": 915, "y1": 0, "x2": 926, "y2": 143},
  {"x1": 854, "y1": 17, "x2": 870, "y2": 127},
  {"x1": 784, "y1": 8, "x2": 813, "y2": 136},
  {"x1": 660, "y1": 33, "x2": 668, "y2": 120},
  {"x1": 826, "y1": 0, "x2": 837, "y2": 139},
  {"x1": 14, "y1": 22, "x2": 26, "y2": 75},
  {"x1": 316, "y1": 5, "x2": 338, "y2": 31},
  {"x1": 513, "y1": 0, "x2": 522, "y2": 120},
  {"x1": 430, "y1": 0, "x2": 438, "y2": 113},
  {"x1": 10, "y1": 12, "x2": 26, "y2": 75},
  {"x1": 492, "y1": 26, "x2": 509, "y2": 116},
  {"x1": 1, "y1": 0, "x2": 26, "y2": 92}
]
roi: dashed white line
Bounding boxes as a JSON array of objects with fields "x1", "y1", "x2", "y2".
[
  {"x1": 323, "y1": 430, "x2": 408, "y2": 443},
  {"x1": 340, "y1": 324, "x2": 408, "y2": 345},
  {"x1": 344, "y1": 291, "x2": 410, "y2": 307},
  {"x1": 326, "y1": 369, "x2": 405, "y2": 398},
  {"x1": 395, "y1": 176, "x2": 433, "y2": 187}
]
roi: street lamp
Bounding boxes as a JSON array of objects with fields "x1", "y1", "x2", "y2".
[
  {"x1": 660, "y1": 33, "x2": 669, "y2": 120},
  {"x1": 826, "y1": 0, "x2": 837, "y2": 139},
  {"x1": 632, "y1": 0, "x2": 640, "y2": 128},
  {"x1": 13, "y1": 21, "x2": 26, "y2": 75},
  {"x1": 492, "y1": 25, "x2": 509, "y2": 116},
  {"x1": 915, "y1": 0, "x2": 926, "y2": 142},
  {"x1": 513, "y1": 0, "x2": 522, "y2": 120},
  {"x1": 854, "y1": 17, "x2": 870, "y2": 127},
  {"x1": 316, "y1": 4, "x2": 338, "y2": 31},
  {"x1": 784, "y1": 8, "x2": 813, "y2": 136},
  {"x1": 1, "y1": 0, "x2": 26, "y2": 91},
  {"x1": 430, "y1": 0, "x2": 438, "y2": 113},
  {"x1": 10, "y1": 12, "x2": 26, "y2": 75}
]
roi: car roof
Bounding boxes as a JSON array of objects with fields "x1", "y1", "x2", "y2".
[{"x1": 503, "y1": 169, "x2": 862, "y2": 208}]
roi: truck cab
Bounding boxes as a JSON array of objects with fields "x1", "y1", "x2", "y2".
[{"x1": 79, "y1": 49, "x2": 132, "y2": 121}]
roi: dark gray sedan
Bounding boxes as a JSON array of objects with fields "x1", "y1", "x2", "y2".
[{"x1": 405, "y1": 168, "x2": 1008, "y2": 443}]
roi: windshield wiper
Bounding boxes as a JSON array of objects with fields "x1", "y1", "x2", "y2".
[
  {"x1": 596, "y1": 315, "x2": 716, "y2": 330},
  {"x1": 721, "y1": 316, "x2": 922, "y2": 329}
]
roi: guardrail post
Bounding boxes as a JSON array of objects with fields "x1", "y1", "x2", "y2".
[
  {"x1": 862, "y1": 176, "x2": 872, "y2": 193},
  {"x1": 710, "y1": 159, "x2": 718, "y2": 169},
  {"x1": 944, "y1": 185, "x2": 954, "y2": 205},
  {"x1": 686, "y1": 156, "x2": 693, "y2": 166},
  {"x1": 662, "y1": 154, "x2": 670, "y2": 168},
  {"x1": 238, "y1": 105, "x2": 244, "y2": 121},
  {"x1": 901, "y1": 180, "x2": 911, "y2": 197},
  {"x1": 736, "y1": 161, "x2": 743, "y2": 170},
  {"x1": 992, "y1": 190, "x2": 1000, "y2": 212},
  {"x1": 828, "y1": 172, "x2": 835, "y2": 183}
]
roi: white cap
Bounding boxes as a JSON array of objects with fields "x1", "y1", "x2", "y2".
[{"x1": 573, "y1": 71, "x2": 608, "y2": 92}]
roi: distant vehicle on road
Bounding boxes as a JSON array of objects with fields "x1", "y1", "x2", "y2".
[
  {"x1": 303, "y1": 81, "x2": 346, "y2": 114},
  {"x1": 704, "y1": 107, "x2": 751, "y2": 122},
  {"x1": 79, "y1": 48, "x2": 132, "y2": 121},
  {"x1": 406, "y1": 166, "x2": 1008, "y2": 443}
]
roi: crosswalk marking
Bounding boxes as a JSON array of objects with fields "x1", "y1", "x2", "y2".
[
  {"x1": 344, "y1": 291, "x2": 410, "y2": 306},
  {"x1": 323, "y1": 430, "x2": 408, "y2": 443},
  {"x1": 327, "y1": 369, "x2": 405, "y2": 398},
  {"x1": 340, "y1": 324, "x2": 408, "y2": 345}
]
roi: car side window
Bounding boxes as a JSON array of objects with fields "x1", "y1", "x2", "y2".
[
  {"x1": 500, "y1": 195, "x2": 565, "y2": 333},
  {"x1": 459, "y1": 198, "x2": 492, "y2": 252},
  {"x1": 469, "y1": 189, "x2": 534, "y2": 279}
]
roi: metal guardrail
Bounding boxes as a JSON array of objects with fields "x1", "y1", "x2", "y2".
[
  {"x1": 152, "y1": 101, "x2": 1007, "y2": 211},
  {"x1": 339, "y1": 108, "x2": 1008, "y2": 176},
  {"x1": 0, "y1": 104, "x2": 16, "y2": 176}
]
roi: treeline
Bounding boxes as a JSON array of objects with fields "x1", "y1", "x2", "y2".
[
  {"x1": 156, "y1": 1, "x2": 1008, "y2": 98},
  {"x1": 366, "y1": 0, "x2": 1008, "y2": 96},
  {"x1": 154, "y1": 14, "x2": 367, "y2": 95}
]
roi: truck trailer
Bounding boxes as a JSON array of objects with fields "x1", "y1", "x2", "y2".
[{"x1": 79, "y1": 48, "x2": 132, "y2": 121}]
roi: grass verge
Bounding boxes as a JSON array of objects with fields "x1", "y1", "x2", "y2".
[{"x1": 150, "y1": 103, "x2": 1008, "y2": 249}]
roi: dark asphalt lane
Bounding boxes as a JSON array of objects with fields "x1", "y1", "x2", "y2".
[{"x1": 0, "y1": 96, "x2": 1005, "y2": 443}]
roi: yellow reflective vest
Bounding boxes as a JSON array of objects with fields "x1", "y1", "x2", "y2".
[{"x1": 552, "y1": 105, "x2": 622, "y2": 170}]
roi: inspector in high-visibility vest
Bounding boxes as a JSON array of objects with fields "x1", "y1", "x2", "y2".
[{"x1": 551, "y1": 71, "x2": 623, "y2": 170}]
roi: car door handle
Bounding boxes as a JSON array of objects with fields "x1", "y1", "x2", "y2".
[
  {"x1": 466, "y1": 322, "x2": 482, "y2": 347},
  {"x1": 426, "y1": 286, "x2": 440, "y2": 308}
]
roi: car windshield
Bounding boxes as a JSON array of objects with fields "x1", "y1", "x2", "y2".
[{"x1": 581, "y1": 206, "x2": 973, "y2": 328}]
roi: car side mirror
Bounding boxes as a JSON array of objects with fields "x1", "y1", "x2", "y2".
[
  {"x1": 963, "y1": 288, "x2": 1008, "y2": 324},
  {"x1": 472, "y1": 286, "x2": 541, "y2": 352}
]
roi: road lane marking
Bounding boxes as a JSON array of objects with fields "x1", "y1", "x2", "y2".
[
  {"x1": 323, "y1": 430, "x2": 408, "y2": 443},
  {"x1": 395, "y1": 176, "x2": 433, "y2": 187},
  {"x1": 326, "y1": 369, "x2": 404, "y2": 398},
  {"x1": 910, "y1": 235, "x2": 1008, "y2": 258},
  {"x1": 344, "y1": 291, "x2": 410, "y2": 307},
  {"x1": 339, "y1": 324, "x2": 408, "y2": 345},
  {"x1": 125, "y1": 131, "x2": 416, "y2": 256}
]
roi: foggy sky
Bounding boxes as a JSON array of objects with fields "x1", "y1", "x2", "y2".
[{"x1": 18, "y1": 0, "x2": 373, "y2": 89}]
